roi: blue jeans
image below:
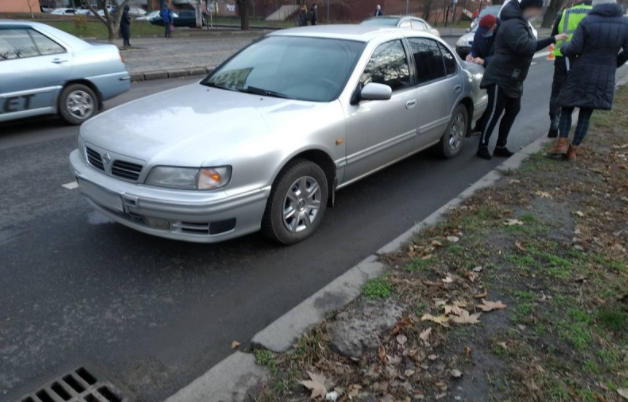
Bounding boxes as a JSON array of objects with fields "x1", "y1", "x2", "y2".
[{"x1": 559, "y1": 106, "x2": 594, "y2": 146}]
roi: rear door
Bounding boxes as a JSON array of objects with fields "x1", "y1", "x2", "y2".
[
  {"x1": 406, "y1": 37, "x2": 462, "y2": 147},
  {"x1": 0, "y1": 26, "x2": 72, "y2": 122}
]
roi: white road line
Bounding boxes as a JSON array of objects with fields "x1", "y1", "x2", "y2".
[
  {"x1": 62, "y1": 181, "x2": 79, "y2": 190},
  {"x1": 534, "y1": 51, "x2": 551, "y2": 59}
]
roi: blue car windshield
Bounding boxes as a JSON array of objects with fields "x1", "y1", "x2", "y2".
[{"x1": 202, "y1": 36, "x2": 365, "y2": 102}]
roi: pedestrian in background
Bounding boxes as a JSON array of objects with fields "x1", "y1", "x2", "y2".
[
  {"x1": 374, "y1": 4, "x2": 384, "y2": 16},
  {"x1": 310, "y1": 3, "x2": 318, "y2": 25},
  {"x1": 546, "y1": 0, "x2": 593, "y2": 138},
  {"x1": 299, "y1": 4, "x2": 308, "y2": 26},
  {"x1": 160, "y1": 6, "x2": 174, "y2": 38},
  {"x1": 120, "y1": 5, "x2": 131, "y2": 47},
  {"x1": 548, "y1": 0, "x2": 628, "y2": 161},
  {"x1": 477, "y1": 0, "x2": 568, "y2": 160}
]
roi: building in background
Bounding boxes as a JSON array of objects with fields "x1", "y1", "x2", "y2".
[{"x1": 1, "y1": 0, "x2": 42, "y2": 13}]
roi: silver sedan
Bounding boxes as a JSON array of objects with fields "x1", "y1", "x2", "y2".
[
  {"x1": 69, "y1": 26, "x2": 488, "y2": 245},
  {"x1": 0, "y1": 21, "x2": 130, "y2": 124}
]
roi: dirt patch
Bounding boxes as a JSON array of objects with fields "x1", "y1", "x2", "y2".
[{"x1": 250, "y1": 87, "x2": 628, "y2": 402}]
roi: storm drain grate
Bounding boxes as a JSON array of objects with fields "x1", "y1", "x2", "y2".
[{"x1": 16, "y1": 367, "x2": 127, "y2": 402}]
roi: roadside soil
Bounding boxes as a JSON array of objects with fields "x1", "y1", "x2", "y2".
[{"x1": 249, "y1": 86, "x2": 628, "y2": 402}]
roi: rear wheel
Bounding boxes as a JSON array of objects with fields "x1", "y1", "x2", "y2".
[
  {"x1": 437, "y1": 104, "x2": 468, "y2": 158},
  {"x1": 261, "y1": 159, "x2": 328, "y2": 245},
  {"x1": 59, "y1": 83, "x2": 98, "y2": 125}
]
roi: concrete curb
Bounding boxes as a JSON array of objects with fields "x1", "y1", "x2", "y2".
[
  {"x1": 251, "y1": 255, "x2": 386, "y2": 353},
  {"x1": 164, "y1": 352, "x2": 269, "y2": 402}
]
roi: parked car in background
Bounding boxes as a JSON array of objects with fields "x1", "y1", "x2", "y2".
[
  {"x1": 150, "y1": 9, "x2": 207, "y2": 27},
  {"x1": 360, "y1": 16, "x2": 441, "y2": 36},
  {"x1": 456, "y1": 5, "x2": 537, "y2": 58},
  {"x1": 69, "y1": 25, "x2": 487, "y2": 245},
  {"x1": 136, "y1": 10, "x2": 161, "y2": 21},
  {"x1": 0, "y1": 21, "x2": 130, "y2": 125},
  {"x1": 50, "y1": 8, "x2": 75, "y2": 15},
  {"x1": 40, "y1": 5, "x2": 55, "y2": 13}
]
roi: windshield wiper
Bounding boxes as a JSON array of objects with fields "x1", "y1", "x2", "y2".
[{"x1": 240, "y1": 86, "x2": 291, "y2": 99}]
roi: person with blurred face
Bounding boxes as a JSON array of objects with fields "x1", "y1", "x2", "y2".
[
  {"x1": 476, "y1": 0, "x2": 569, "y2": 160},
  {"x1": 548, "y1": 0, "x2": 628, "y2": 161},
  {"x1": 374, "y1": 4, "x2": 384, "y2": 16}
]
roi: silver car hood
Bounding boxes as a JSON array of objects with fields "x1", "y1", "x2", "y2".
[{"x1": 80, "y1": 83, "x2": 320, "y2": 167}]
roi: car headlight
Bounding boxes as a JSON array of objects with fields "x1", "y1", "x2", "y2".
[
  {"x1": 457, "y1": 37, "x2": 469, "y2": 47},
  {"x1": 145, "y1": 166, "x2": 231, "y2": 190}
]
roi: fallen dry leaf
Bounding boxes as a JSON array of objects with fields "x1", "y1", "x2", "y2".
[
  {"x1": 231, "y1": 340, "x2": 241, "y2": 349},
  {"x1": 450, "y1": 310, "x2": 481, "y2": 324},
  {"x1": 428, "y1": 354, "x2": 438, "y2": 361},
  {"x1": 378, "y1": 346, "x2": 387, "y2": 364},
  {"x1": 444, "y1": 304, "x2": 464, "y2": 316},
  {"x1": 474, "y1": 289, "x2": 489, "y2": 299},
  {"x1": 435, "y1": 381, "x2": 447, "y2": 391},
  {"x1": 451, "y1": 369, "x2": 463, "y2": 378},
  {"x1": 612, "y1": 143, "x2": 628, "y2": 149},
  {"x1": 618, "y1": 388, "x2": 628, "y2": 400},
  {"x1": 391, "y1": 316, "x2": 413, "y2": 335},
  {"x1": 432, "y1": 240, "x2": 443, "y2": 247},
  {"x1": 447, "y1": 236, "x2": 460, "y2": 243},
  {"x1": 464, "y1": 346, "x2": 472, "y2": 357},
  {"x1": 423, "y1": 280, "x2": 444, "y2": 287},
  {"x1": 396, "y1": 334, "x2": 407, "y2": 346},
  {"x1": 347, "y1": 384, "x2": 361, "y2": 397},
  {"x1": 473, "y1": 266, "x2": 483, "y2": 273},
  {"x1": 515, "y1": 241, "x2": 527, "y2": 252},
  {"x1": 536, "y1": 191, "x2": 553, "y2": 199},
  {"x1": 421, "y1": 314, "x2": 450, "y2": 327},
  {"x1": 442, "y1": 276, "x2": 454, "y2": 284},
  {"x1": 504, "y1": 219, "x2": 524, "y2": 226},
  {"x1": 299, "y1": 372, "x2": 327, "y2": 399},
  {"x1": 419, "y1": 327, "x2": 432, "y2": 342},
  {"x1": 508, "y1": 179, "x2": 521, "y2": 184},
  {"x1": 574, "y1": 210, "x2": 585, "y2": 218},
  {"x1": 476, "y1": 299, "x2": 507, "y2": 312}
]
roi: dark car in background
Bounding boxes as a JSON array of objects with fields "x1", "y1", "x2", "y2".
[{"x1": 150, "y1": 10, "x2": 207, "y2": 28}]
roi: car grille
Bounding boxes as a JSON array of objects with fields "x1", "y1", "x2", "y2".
[
  {"x1": 86, "y1": 147, "x2": 105, "y2": 171},
  {"x1": 112, "y1": 160, "x2": 143, "y2": 181}
]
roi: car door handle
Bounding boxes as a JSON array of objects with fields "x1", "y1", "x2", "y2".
[
  {"x1": 52, "y1": 58, "x2": 69, "y2": 64},
  {"x1": 405, "y1": 99, "x2": 417, "y2": 109},
  {"x1": 454, "y1": 85, "x2": 462, "y2": 93}
]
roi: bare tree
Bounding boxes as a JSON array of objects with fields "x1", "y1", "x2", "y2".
[
  {"x1": 26, "y1": 0, "x2": 39, "y2": 19},
  {"x1": 81, "y1": 0, "x2": 132, "y2": 42},
  {"x1": 422, "y1": 0, "x2": 435, "y2": 20},
  {"x1": 541, "y1": 0, "x2": 568, "y2": 28},
  {"x1": 236, "y1": 0, "x2": 251, "y2": 30}
]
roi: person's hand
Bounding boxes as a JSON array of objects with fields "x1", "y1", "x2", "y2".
[
  {"x1": 473, "y1": 57, "x2": 485, "y2": 66},
  {"x1": 555, "y1": 33, "x2": 569, "y2": 42},
  {"x1": 465, "y1": 54, "x2": 474, "y2": 62}
]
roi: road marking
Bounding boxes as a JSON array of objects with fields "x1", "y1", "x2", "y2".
[
  {"x1": 534, "y1": 51, "x2": 551, "y2": 59},
  {"x1": 62, "y1": 181, "x2": 79, "y2": 190}
]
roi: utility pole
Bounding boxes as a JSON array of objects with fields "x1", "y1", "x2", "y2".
[
  {"x1": 326, "y1": 0, "x2": 329, "y2": 23},
  {"x1": 449, "y1": 0, "x2": 457, "y2": 35},
  {"x1": 405, "y1": 0, "x2": 409, "y2": 14}
]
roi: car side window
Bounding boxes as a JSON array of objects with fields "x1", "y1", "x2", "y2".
[
  {"x1": 439, "y1": 43, "x2": 457, "y2": 75},
  {"x1": 360, "y1": 40, "x2": 410, "y2": 92},
  {"x1": 408, "y1": 37, "x2": 446, "y2": 84},
  {"x1": 0, "y1": 29, "x2": 39, "y2": 60},
  {"x1": 411, "y1": 19, "x2": 426, "y2": 30},
  {"x1": 399, "y1": 19, "x2": 411, "y2": 28},
  {"x1": 29, "y1": 29, "x2": 66, "y2": 56}
]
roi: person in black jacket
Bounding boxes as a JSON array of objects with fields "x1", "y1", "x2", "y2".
[
  {"x1": 120, "y1": 5, "x2": 131, "y2": 47},
  {"x1": 299, "y1": 4, "x2": 308, "y2": 26},
  {"x1": 548, "y1": 0, "x2": 628, "y2": 161},
  {"x1": 310, "y1": 3, "x2": 318, "y2": 25},
  {"x1": 477, "y1": 0, "x2": 568, "y2": 160}
]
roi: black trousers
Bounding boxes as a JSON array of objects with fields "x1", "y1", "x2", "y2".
[
  {"x1": 479, "y1": 84, "x2": 521, "y2": 148},
  {"x1": 549, "y1": 56, "x2": 568, "y2": 119}
]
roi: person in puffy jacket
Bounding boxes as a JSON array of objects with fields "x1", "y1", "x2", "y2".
[
  {"x1": 160, "y1": 6, "x2": 173, "y2": 38},
  {"x1": 548, "y1": 0, "x2": 628, "y2": 161},
  {"x1": 477, "y1": 0, "x2": 568, "y2": 160}
]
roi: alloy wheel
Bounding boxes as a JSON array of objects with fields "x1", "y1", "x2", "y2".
[
  {"x1": 66, "y1": 90, "x2": 94, "y2": 121},
  {"x1": 282, "y1": 176, "x2": 322, "y2": 233}
]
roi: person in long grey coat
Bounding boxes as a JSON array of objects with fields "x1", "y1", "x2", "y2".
[
  {"x1": 120, "y1": 5, "x2": 131, "y2": 47},
  {"x1": 549, "y1": 0, "x2": 628, "y2": 161}
]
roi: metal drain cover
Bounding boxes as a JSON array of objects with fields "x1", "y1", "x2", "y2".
[{"x1": 15, "y1": 367, "x2": 128, "y2": 402}]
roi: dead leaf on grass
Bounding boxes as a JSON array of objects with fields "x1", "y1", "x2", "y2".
[
  {"x1": 618, "y1": 388, "x2": 628, "y2": 400},
  {"x1": 442, "y1": 276, "x2": 454, "y2": 284},
  {"x1": 419, "y1": 327, "x2": 432, "y2": 342},
  {"x1": 435, "y1": 393, "x2": 447, "y2": 400},
  {"x1": 515, "y1": 241, "x2": 527, "y2": 252},
  {"x1": 574, "y1": 210, "x2": 585, "y2": 218},
  {"x1": 446, "y1": 236, "x2": 460, "y2": 243},
  {"x1": 432, "y1": 240, "x2": 443, "y2": 247},
  {"x1": 347, "y1": 384, "x2": 361, "y2": 397},
  {"x1": 464, "y1": 346, "x2": 472, "y2": 357},
  {"x1": 504, "y1": 219, "x2": 524, "y2": 226},
  {"x1": 450, "y1": 369, "x2": 463, "y2": 378},
  {"x1": 450, "y1": 310, "x2": 481, "y2": 324},
  {"x1": 428, "y1": 354, "x2": 438, "y2": 361},
  {"x1": 508, "y1": 179, "x2": 521, "y2": 184},
  {"x1": 391, "y1": 316, "x2": 413, "y2": 335},
  {"x1": 435, "y1": 381, "x2": 447, "y2": 391},
  {"x1": 421, "y1": 314, "x2": 450, "y2": 327},
  {"x1": 444, "y1": 302, "x2": 467, "y2": 316},
  {"x1": 536, "y1": 191, "x2": 553, "y2": 199},
  {"x1": 473, "y1": 266, "x2": 483, "y2": 273},
  {"x1": 396, "y1": 334, "x2": 407, "y2": 346},
  {"x1": 423, "y1": 280, "x2": 444, "y2": 287},
  {"x1": 476, "y1": 299, "x2": 507, "y2": 312},
  {"x1": 612, "y1": 143, "x2": 628, "y2": 149},
  {"x1": 299, "y1": 372, "x2": 327, "y2": 399},
  {"x1": 474, "y1": 289, "x2": 489, "y2": 299},
  {"x1": 378, "y1": 346, "x2": 387, "y2": 364}
]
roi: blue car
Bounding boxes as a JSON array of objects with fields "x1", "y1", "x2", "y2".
[{"x1": 0, "y1": 21, "x2": 131, "y2": 125}]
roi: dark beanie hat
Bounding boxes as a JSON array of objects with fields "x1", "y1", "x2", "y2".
[
  {"x1": 479, "y1": 14, "x2": 497, "y2": 28},
  {"x1": 519, "y1": 0, "x2": 544, "y2": 10}
]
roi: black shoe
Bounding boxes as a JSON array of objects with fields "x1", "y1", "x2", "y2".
[
  {"x1": 548, "y1": 117, "x2": 559, "y2": 138},
  {"x1": 476, "y1": 146, "x2": 492, "y2": 160},
  {"x1": 494, "y1": 146, "x2": 515, "y2": 157}
]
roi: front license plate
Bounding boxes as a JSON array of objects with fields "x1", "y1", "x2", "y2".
[{"x1": 78, "y1": 179, "x2": 124, "y2": 213}]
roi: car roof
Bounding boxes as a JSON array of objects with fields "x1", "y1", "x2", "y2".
[{"x1": 270, "y1": 24, "x2": 435, "y2": 42}]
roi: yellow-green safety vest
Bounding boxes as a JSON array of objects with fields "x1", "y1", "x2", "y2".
[{"x1": 553, "y1": 3, "x2": 593, "y2": 57}]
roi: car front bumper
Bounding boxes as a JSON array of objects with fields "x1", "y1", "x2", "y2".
[{"x1": 69, "y1": 150, "x2": 270, "y2": 243}]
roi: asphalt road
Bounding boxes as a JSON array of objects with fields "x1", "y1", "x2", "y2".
[{"x1": 1, "y1": 41, "x2": 627, "y2": 402}]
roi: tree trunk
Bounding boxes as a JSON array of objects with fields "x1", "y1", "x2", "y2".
[
  {"x1": 147, "y1": 0, "x2": 153, "y2": 12},
  {"x1": 237, "y1": 0, "x2": 250, "y2": 30},
  {"x1": 422, "y1": 0, "x2": 433, "y2": 21},
  {"x1": 541, "y1": 0, "x2": 565, "y2": 28}
]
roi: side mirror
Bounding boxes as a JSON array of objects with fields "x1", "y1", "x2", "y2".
[
  {"x1": 465, "y1": 28, "x2": 470, "y2": 33},
  {"x1": 360, "y1": 82, "x2": 392, "y2": 101}
]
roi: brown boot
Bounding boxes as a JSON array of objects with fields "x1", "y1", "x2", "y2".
[
  {"x1": 548, "y1": 137, "x2": 569, "y2": 155},
  {"x1": 567, "y1": 144, "x2": 579, "y2": 161}
]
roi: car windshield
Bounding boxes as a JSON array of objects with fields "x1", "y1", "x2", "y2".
[
  {"x1": 360, "y1": 17, "x2": 400, "y2": 27},
  {"x1": 202, "y1": 36, "x2": 365, "y2": 102}
]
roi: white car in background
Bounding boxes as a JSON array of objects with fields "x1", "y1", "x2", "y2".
[{"x1": 50, "y1": 8, "x2": 75, "y2": 15}]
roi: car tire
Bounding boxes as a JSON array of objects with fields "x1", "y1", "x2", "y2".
[
  {"x1": 59, "y1": 83, "x2": 98, "y2": 125},
  {"x1": 437, "y1": 104, "x2": 468, "y2": 159},
  {"x1": 261, "y1": 159, "x2": 328, "y2": 245}
]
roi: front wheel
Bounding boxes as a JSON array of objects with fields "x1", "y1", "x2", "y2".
[
  {"x1": 261, "y1": 159, "x2": 328, "y2": 245},
  {"x1": 59, "y1": 84, "x2": 98, "y2": 125},
  {"x1": 437, "y1": 104, "x2": 468, "y2": 158}
]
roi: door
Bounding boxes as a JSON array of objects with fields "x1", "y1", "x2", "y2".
[
  {"x1": 344, "y1": 39, "x2": 419, "y2": 183},
  {"x1": 0, "y1": 27, "x2": 71, "y2": 122},
  {"x1": 406, "y1": 37, "x2": 462, "y2": 147}
]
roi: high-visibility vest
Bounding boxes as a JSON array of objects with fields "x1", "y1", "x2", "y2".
[{"x1": 553, "y1": 4, "x2": 592, "y2": 57}]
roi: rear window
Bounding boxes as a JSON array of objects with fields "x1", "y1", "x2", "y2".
[{"x1": 360, "y1": 18, "x2": 400, "y2": 27}]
